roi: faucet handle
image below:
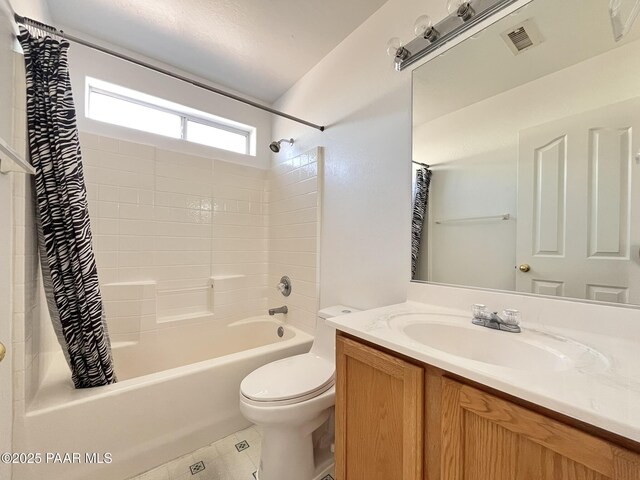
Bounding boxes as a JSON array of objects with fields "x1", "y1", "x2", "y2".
[
  {"x1": 502, "y1": 309, "x2": 521, "y2": 326},
  {"x1": 276, "y1": 276, "x2": 292, "y2": 297},
  {"x1": 472, "y1": 304, "x2": 487, "y2": 318}
]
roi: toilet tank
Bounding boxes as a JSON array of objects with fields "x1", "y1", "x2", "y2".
[{"x1": 310, "y1": 305, "x2": 359, "y2": 360}]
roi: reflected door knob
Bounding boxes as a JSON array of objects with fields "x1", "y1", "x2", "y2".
[
  {"x1": 0, "y1": 342, "x2": 5, "y2": 362},
  {"x1": 518, "y1": 264, "x2": 531, "y2": 273}
]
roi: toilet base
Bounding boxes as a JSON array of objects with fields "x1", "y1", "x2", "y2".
[{"x1": 256, "y1": 408, "x2": 333, "y2": 480}]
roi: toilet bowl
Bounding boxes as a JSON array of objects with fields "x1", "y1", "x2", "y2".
[{"x1": 239, "y1": 305, "x2": 357, "y2": 480}]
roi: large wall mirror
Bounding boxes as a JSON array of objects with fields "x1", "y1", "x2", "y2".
[{"x1": 412, "y1": 0, "x2": 640, "y2": 306}]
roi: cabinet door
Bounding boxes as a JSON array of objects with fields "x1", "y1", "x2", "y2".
[
  {"x1": 336, "y1": 336, "x2": 424, "y2": 480},
  {"x1": 441, "y1": 378, "x2": 640, "y2": 480}
]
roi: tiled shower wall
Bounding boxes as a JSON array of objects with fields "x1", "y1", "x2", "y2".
[
  {"x1": 268, "y1": 148, "x2": 321, "y2": 334},
  {"x1": 10, "y1": 53, "x2": 43, "y2": 415},
  {"x1": 80, "y1": 132, "x2": 271, "y2": 326}
]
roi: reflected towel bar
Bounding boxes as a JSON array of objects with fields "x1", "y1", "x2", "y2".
[{"x1": 435, "y1": 213, "x2": 510, "y2": 224}]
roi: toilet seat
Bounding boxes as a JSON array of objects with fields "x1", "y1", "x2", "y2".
[{"x1": 240, "y1": 353, "x2": 335, "y2": 406}]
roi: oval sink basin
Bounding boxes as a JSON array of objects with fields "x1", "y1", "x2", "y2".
[{"x1": 388, "y1": 313, "x2": 608, "y2": 373}]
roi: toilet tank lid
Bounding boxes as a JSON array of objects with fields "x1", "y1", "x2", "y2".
[{"x1": 318, "y1": 305, "x2": 359, "y2": 319}]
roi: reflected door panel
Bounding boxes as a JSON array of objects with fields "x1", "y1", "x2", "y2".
[{"x1": 516, "y1": 99, "x2": 640, "y2": 304}]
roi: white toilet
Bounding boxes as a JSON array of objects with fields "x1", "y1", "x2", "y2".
[{"x1": 239, "y1": 305, "x2": 357, "y2": 480}]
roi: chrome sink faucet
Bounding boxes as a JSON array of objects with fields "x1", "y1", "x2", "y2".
[
  {"x1": 268, "y1": 305, "x2": 288, "y2": 316},
  {"x1": 472, "y1": 304, "x2": 521, "y2": 333}
]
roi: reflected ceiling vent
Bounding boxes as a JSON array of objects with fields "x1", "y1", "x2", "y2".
[{"x1": 501, "y1": 19, "x2": 544, "y2": 55}]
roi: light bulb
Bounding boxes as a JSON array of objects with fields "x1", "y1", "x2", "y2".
[
  {"x1": 386, "y1": 37, "x2": 402, "y2": 57},
  {"x1": 446, "y1": 0, "x2": 465, "y2": 15},
  {"x1": 414, "y1": 15, "x2": 433, "y2": 37}
]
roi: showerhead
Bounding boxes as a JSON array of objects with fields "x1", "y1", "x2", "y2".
[{"x1": 269, "y1": 138, "x2": 294, "y2": 153}]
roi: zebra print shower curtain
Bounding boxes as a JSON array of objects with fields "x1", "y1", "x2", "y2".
[
  {"x1": 18, "y1": 28, "x2": 116, "y2": 388},
  {"x1": 411, "y1": 167, "x2": 432, "y2": 280}
]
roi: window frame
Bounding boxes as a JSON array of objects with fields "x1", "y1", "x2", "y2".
[{"x1": 87, "y1": 84, "x2": 252, "y2": 155}]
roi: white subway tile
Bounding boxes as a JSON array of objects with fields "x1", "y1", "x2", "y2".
[
  {"x1": 13, "y1": 370, "x2": 25, "y2": 401},
  {"x1": 98, "y1": 185, "x2": 119, "y2": 202},
  {"x1": 117, "y1": 235, "x2": 142, "y2": 251},
  {"x1": 118, "y1": 267, "x2": 142, "y2": 281},
  {"x1": 12, "y1": 175, "x2": 26, "y2": 198},
  {"x1": 13, "y1": 285, "x2": 25, "y2": 314},
  {"x1": 12, "y1": 342, "x2": 25, "y2": 371},
  {"x1": 97, "y1": 201, "x2": 119, "y2": 219},
  {"x1": 79, "y1": 132, "x2": 101, "y2": 150},
  {"x1": 106, "y1": 315, "x2": 141, "y2": 335},
  {"x1": 118, "y1": 140, "x2": 155, "y2": 159},
  {"x1": 117, "y1": 187, "x2": 139, "y2": 204},
  {"x1": 85, "y1": 183, "x2": 98, "y2": 200},
  {"x1": 138, "y1": 190, "x2": 155, "y2": 205},
  {"x1": 13, "y1": 399, "x2": 25, "y2": 421},
  {"x1": 98, "y1": 136, "x2": 120, "y2": 153},
  {"x1": 96, "y1": 235, "x2": 119, "y2": 252},
  {"x1": 95, "y1": 251, "x2": 118, "y2": 269},
  {"x1": 97, "y1": 268, "x2": 119, "y2": 284},
  {"x1": 12, "y1": 313, "x2": 25, "y2": 343}
]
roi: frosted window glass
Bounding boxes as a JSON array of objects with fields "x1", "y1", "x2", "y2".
[
  {"x1": 89, "y1": 91, "x2": 182, "y2": 138},
  {"x1": 186, "y1": 120, "x2": 248, "y2": 154}
]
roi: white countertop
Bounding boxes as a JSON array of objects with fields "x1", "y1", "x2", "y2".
[{"x1": 328, "y1": 300, "x2": 640, "y2": 443}]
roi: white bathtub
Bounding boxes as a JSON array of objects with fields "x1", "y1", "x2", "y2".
[{"x1": 14, "y1": 316, "x2": 313, "y2": 480}]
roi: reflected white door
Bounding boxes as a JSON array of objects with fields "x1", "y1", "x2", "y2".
[
  {"x1": 0, "y1": 174, "x2": 12, "y2": 479},
  {"x1": 516, "y1": 99, "x2": 640, "y2": 304}
]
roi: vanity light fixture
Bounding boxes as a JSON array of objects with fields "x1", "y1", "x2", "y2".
[{"x1": 387, "y1": 0, "x2": 521, "y2": 71}]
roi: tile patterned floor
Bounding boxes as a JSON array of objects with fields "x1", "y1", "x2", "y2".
[{"x1": 129, "y1": 426, "x2": 335, "y2": 480}]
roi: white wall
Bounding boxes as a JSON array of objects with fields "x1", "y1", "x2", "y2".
[
  {"x1": 66, "y1": 40, "x2": 273, "y2": 170},
  {"x1": 273, "y1": 0, "x2": 448, "y2": 310}
]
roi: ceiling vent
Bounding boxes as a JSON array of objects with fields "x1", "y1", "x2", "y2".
[{"x1": 501, "y1": 19, "x2": 544, "y2": 55}]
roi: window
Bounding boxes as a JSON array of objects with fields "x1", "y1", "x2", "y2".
[
  {"x1": 89, "y1": 90, "x2": 182, "y2": 139},
  {"x1": 86, "y1": 78, "x2": 254, "y2": 155}
]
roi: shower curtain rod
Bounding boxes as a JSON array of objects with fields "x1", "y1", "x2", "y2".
[{"x1": 13, "y1": 14, "x2": 326, "y2": 132}]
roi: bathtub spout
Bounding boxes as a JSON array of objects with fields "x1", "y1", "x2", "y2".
[{"x1": 268, "y1": 306, "x2": 288, "y2": 315}]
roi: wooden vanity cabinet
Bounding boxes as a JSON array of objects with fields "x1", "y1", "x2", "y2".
[
  {"x1": 336, "y1": 333, "x2": 640, "y2": 480},
  {"x1": 336, "y1": 335, "x2": 424, "y2": 480},
  {"x1": 440, "y1": 378, "x2": 640, "y2": 480}
]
